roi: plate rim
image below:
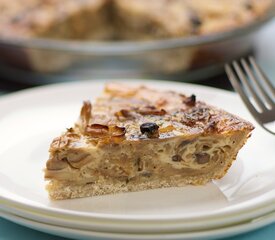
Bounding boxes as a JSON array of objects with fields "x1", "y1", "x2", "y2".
[
  {"x1": 2, "y1": 196, "x2": 275, "y2": 233},
  {"x1": 1, "y1": 208, "x2": 275, "y2": 240}
]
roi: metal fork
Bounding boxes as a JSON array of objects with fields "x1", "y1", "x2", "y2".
[{"x1": 225, "y1": 56, "x2": 275, "y2": 135}]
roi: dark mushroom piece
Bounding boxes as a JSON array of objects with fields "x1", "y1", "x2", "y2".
[
  {"x1": 195, "y1": 153, "x2": 210, "y2": 164},
  {"x1": 140, "y1": 122, "x2": 159, "y2": 138}
]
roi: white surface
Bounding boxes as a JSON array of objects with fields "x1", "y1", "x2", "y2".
[
  {"x1": 1, "y1": 209, "x2": 275, "y2": 240},
  {"x1": 0, "y1": 80, "x2": 274, "y2": 232},
  {"x1": 255, "y1": 19, "x2": 275, "y2": 84}
]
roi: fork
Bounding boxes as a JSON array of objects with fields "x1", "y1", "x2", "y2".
[{"x1": 225, "y1": 56, "x2": 275, "y2": 135}]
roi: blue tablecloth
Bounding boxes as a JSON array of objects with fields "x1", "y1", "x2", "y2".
[{"x1": 1, "y1": 217, "x2": 275, "y2": 240}]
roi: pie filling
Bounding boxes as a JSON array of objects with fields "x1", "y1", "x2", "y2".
[
  {"x1": 45, "y1": 131, "x2": 245, "y2": 184},
  {"x1": 44, "y1": 83, "x2": 254, "y2": 199}
]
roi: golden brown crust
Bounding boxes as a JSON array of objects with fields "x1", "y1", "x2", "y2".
[
  {"x1": 46, "y1": 83, "x2": 254, "y2": 155},
  {"x1": 80, "y1": 83, "x2": 254, "y2": 142}
]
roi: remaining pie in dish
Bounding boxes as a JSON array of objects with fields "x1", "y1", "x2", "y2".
[
  {"x1": 0, "y1": 0, "x2": 272, "y2": 40},
  {"x1": 0, "y1": 0, "x2": 112, "y2": 40},
  {"x1": 45, "y1": 83, "x2": 254, "y2": 200},
  {"x1": 0, "y1": 0, "x2": 272, "y2": 75},
  {"x1": 114, "y1": 0, "x2": 273, "y2": 40}
]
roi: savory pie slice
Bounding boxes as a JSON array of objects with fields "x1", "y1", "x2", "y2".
[{"x1": 45, "y1": 83, "x2": 254, "y2": 200}]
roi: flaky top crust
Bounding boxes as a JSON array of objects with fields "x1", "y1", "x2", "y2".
[{"x1": 49, "y1": 83, "x2": 254, "y2": 155}]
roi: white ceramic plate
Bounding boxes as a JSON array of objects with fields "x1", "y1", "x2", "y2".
[
  {"x1": 2, "y1": 198, "x2": 275, "y2": 233},
  {"x1": 1, "y1": 209, "x2": 275, "y2": 240},
  {"x1": 0, "y1": 80, "x2": 275, "y2": 232}
]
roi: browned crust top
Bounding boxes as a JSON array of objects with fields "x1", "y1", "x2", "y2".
[{"x1": 49, "y1": 83, "x2": 254, "y2": 153}]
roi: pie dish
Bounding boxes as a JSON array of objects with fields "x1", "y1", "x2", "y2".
[
  {"x1": 0, "y1": 0, "x2": 273, "y2": 80},
  {"x1": 45, "y1": 83, "x2": 254, "y2": 200},
  {"x1": 0, "y1": 0, "x2": 272, "y2": 40}
]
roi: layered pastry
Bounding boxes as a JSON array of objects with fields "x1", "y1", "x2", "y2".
[
  {"x1": 0, "y1": 0, "x2": 272, "y2": 40},
  {"x1": 45, "y1": 83, "x2": 254, "y2": 200}
]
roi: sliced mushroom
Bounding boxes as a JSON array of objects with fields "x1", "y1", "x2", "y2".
[
  {"x1": 140, "y1": 122, "x2": 159, "y2": 138},
  {"x1": 172, "y1": 155, "x2": 183, "y2": 162},
  {"x1": 195, "y1": 153, "x2": 210, "y2": 164},
  {"x1": 46, "y1": 157, "x2": 68, "y2": 170},
  {"x1": 183, "y1": 94, "x2": 196, "y2": 107}
]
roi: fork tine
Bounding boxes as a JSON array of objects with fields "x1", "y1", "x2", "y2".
[
  {"x1": 241, "y1": 58, "x2": 274, "y2": 107},
  {"x1": 232, "y1": 60, "x2": 267, "y2": 112},
  {"x1": 225, "y1": 64, "x2": 260, "y2": 118},
  {"x1": 249, "y1": 56, "x2": 275, "y2": 98}
]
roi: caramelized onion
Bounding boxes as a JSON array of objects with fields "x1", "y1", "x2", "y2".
[
  {"x1": 115, "y1": 109, "x2": 134, "y2": 119},
  {"x1": 138, "y1": 106, "x2": 166, "y2": 116},
  {"x1": 51, "y1": 136, "x2": 69, "y2": 149},
  {"x1": 110, "y1": 126, "x2": 126, "y2": 137},
  {"x1": 85, "y1": 124, "x2": 126, "y2": 140},
  {"x1": 80, "y1": 101, "x2": 92, "y2": 127},
  {"x1": 105, "y1": 83, "x2": 138, "y2": 97},
  {"x1": 85, "y1": 124, "x2": 109, "y2": 137},
  {"x1": 159, "y1": 125, "x2": 175, "y2": 133},
  {"x1": 156, "y1": 98, "x2": 168, "y2": 107}
]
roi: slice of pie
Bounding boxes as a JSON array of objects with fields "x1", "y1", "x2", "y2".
[{"x1": 45, "y1": 83, "x2": 254, "y2": 200}]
